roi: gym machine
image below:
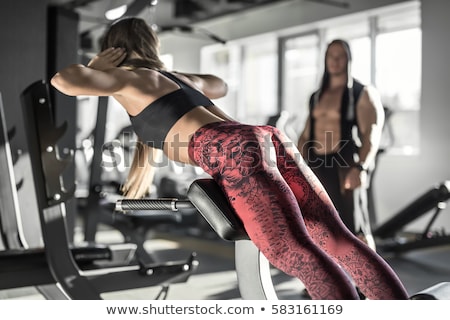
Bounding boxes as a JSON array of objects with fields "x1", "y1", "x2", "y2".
[
  {"x1": 79, "y1": 95, "x2": 196, "y2": 267},
  {"x1": 0, "y1": 80, "x2": 199, "y2": 299},
  {"x1": 374, "y1": 181, "x2": 450, "y2": 254},
  {"x1": 116, "y1": 178, "x2": 278, "y2": 300},
  {"x1": 115, "y1": 172, "x2": 450, "y2": 300},
  {"x1": 117, "y1": 178, "x2": 450, "y2": 300},
  {"x1": 0, "y1": 92, "x2": 60, "y2": 292}
]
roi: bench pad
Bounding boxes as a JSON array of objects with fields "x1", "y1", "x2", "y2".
[{"x1": 187, "y1": 179, "x2": 249, "y2": 241}]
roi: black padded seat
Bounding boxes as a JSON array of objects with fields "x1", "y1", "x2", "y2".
[{"x1": 187, "y1": 179, "x2": 249, "y2": 241}]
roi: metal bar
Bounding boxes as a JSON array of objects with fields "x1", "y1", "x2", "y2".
[
  {"x1": 374, "y1": 181, "x2": 450, "y2": 238},
  {"x1": 115, "y1": 199, "x2": 194, "y2": 212}
]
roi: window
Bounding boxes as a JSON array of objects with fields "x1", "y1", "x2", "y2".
[
  {"x1": 201, "y1": 44, "x2": 242, "y2": 119},
  {"x1": 280, "y1": 3, "x2": 421, "y2": 155},
  {"x1": 375, "y1": 8, "x2": 422, "y2": 155},
  {"x1": 240, "y1": 39, "x2": 278, "y2": 124},
  {"x1": 200, "y1": 2, "x2": 421, "y2": 154},
  {"x1": 201, "y1": 37, "x2": 278, "y2": 124},
  {"x1": 280, "y1": 33, "x2": 320, "y2": 140}
]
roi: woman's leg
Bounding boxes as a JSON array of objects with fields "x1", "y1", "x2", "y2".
[
  {"x1": 265, "y1": 125, "x2": 409, "y2": 300},
  {"x1": 189, "y1": 122, "x2": 359, "y2": 299}
]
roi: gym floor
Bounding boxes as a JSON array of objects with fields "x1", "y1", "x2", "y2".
[{"x1": 1, "y1": 224, "x2": 449, "y2": 300}]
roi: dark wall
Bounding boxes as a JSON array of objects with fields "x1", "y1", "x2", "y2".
[
  {"x1": 0, "y1": 0, "x2": 48, "y2": 246},
  {"x1": 0, "y1": 1, "x2": 47, "y2": 150},
  {"x1": 0, "y1": 1, "x2": 80, "y2": 245}
]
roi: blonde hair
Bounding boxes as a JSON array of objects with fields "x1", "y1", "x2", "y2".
[
  {"x1": 101, "y1": 17, "x2": 165, "y2": 70},
  {"x1": 121, "y1": 139, "x2": 162, "y2": 199},
  {"x1": 101, "y1": 17, "x2": 165, "y2": 199}
]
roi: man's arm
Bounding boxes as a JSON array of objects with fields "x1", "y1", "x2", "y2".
[
  {"x1": 355, "y1": 85, "x2": 385, "y2": 170},
  {"x1": 297, "y1": 117, "x2": 311, "y2": 159}
]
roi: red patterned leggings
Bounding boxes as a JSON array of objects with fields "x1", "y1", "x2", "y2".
[{"x1": 188, "y1": 121, "x2": 408, "y2": 300}]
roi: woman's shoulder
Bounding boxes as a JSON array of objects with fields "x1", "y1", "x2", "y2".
[{"x1": 115, "y1": 67, "x2": 164, "y2": 87}]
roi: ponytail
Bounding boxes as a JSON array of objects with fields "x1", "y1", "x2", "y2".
[{"x1": 121, "y1": 138, "x2": 162, "y2": 199}]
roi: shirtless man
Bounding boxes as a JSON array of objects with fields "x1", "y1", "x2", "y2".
[{"x1": 297, "y1": 39, "x2": 385, "y2": 249}]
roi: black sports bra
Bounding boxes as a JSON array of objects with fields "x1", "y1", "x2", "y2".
[{"x1": 129, "y1": 70, "x2": 214, "y2": 150}]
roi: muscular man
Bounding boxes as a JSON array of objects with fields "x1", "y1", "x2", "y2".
[{"x1": 297, "y1": 39, "x2": 385, "y2": 249}]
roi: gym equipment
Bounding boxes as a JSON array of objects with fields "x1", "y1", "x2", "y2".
[
  {"x1": 4, "y1": 80, "x2": 198, "y2": 299},
  {"x1": 116, "y1": 178, "x2": 450, "y2": 300},
  {"x1": 374, "y1": 181, "x2": 450, "y2": 254},
  {"x1": 0, "y1": 92, "x2": 23, "y2": 250},
  {"x1": 116, "y1": 178, "x2": 277, "y2": 299},
  {"x1": 79, "y1": 95, "x2": 193, "y2": 267},
  {"x1": 410, "y1": 282, "x2": 450, "y2": 300},
  {"x1": 0, "y1": 92, "x2": 112, "y2": 294}
]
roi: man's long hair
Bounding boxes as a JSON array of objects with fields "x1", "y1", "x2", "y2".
[
  {"x1": 311, "y1": 39, "x2": 356, "y2": 117},
  {"x1": 318, "y1": 39, "x2": 353, "y2": 99}
]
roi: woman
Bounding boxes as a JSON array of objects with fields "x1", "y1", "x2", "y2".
[{"x1": 51, "y1": 17, "x2": 408, "y2": 300}]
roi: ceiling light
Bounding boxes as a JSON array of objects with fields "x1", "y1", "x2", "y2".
[{"x1": 105, "y1": 4, "x2": 128, "y2": 20}]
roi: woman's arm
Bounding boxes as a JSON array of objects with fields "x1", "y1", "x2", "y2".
[
  {"x1": 173, "y1": 72, "x2": 228, "y2": 100},
  {"x1": 51, "y1": 47, "x2": 128, "y2": 96},
  {"x1": 171, "y1": 71, "x2": 233, "y2": 121}
]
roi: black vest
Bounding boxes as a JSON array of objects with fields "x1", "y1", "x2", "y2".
[{"x1": 308, "y1": 79, "x2": 364, "y2": 162}]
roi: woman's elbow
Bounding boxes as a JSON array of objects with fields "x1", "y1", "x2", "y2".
[
  {"x1": 50, "y1": 74, "x2": 75, "y2": 96},
  {"x1": 50, "y1": 64, "x2": 88, "y2": 96},
  {"x1": 50, "y1": 73, "x2": 63, "y2": 90}
]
